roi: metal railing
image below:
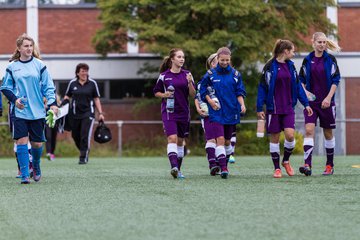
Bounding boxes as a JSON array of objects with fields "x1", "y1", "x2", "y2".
[{"x1": 2, "y1": 118, "x2": 360, "y2": 156}]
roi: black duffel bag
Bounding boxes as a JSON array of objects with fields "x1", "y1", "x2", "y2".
[{"x1": 94, "y1": 120, "x2": 112, "y2": 143}]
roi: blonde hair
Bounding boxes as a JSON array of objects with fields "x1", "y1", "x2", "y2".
[
  {"x1": 206, "y1": 53, "x2": 217, "y2": 70},
  {"x1": 312, "y1": 32, "x2": 341, "y2": 52},
  {"x1": 9, "y1": 33, "x2": 41, "y2": 62}
]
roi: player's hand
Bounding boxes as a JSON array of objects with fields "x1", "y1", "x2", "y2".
[
  {"x1": 15, "y1": 98, "x2": 25, "y2": 109},
  {"x1": 50, "y1": 105, "x2": 59, "y2": 116},
  {"x1": 98, "y1": 113, "x2": 105, "y2": 121},
  {"x1": 240, "y1": 104, "x2": 246, "y2": 114},
  {"x1": 257, "y1": 111, "x2": 265, "y2": 120},
  {"x1": 321, "y1": 97, "x2": 331, "y2": 109},
  {"x1": 209, "y1": 99, "x2": 219, "y2": 111},
  {"x1": 305, "y1": 106, "x2": 313, "y2": 116}
]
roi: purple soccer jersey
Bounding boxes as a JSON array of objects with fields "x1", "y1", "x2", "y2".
[
  {"x1": 153, "y1": 69, "x2": 195, "y2": 122},
  {"x1": 310, "y1": 56, "x2": 328, "y2": 103},
  {"x1": 272, "y1": 62, "x2": 294, "y2": 114}
]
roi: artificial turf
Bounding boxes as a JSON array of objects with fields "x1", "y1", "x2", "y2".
[{"x1": 0, "y1": 155, "x2": 359, "y2": 240}]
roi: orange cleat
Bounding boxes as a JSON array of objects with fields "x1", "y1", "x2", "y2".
[
  {"x1": 282, "y1": 161, "x2": 294, "y2": 176},
  {"x1": 322, "y1": 165, "x2": 334, "y2": 175},
  {"x1": 273, "y1": 169, "x2": 282, "y2": 178}
]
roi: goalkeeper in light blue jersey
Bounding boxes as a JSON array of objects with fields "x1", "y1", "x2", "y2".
[{"x1": 0, "y1": 33, "x2": 58, "y2": 184}]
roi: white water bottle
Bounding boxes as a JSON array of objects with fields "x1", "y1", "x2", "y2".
[
  {"x1": 307, "y1": 91, "x2": 316, "y2": 101},
  {"x1": 207, "y1": 86, "x2": 221, "y2": 109},
  {"x1": 166, "y1": 85, "x2": 175, "y2": 113},
  {"x1": 256, "y1": 119, "x2": 265, "y2": 138}
]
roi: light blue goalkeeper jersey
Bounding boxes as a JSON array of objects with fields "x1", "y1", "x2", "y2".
[{"x1": 0, "y1": 56, "x2": 56, "y2": 120}]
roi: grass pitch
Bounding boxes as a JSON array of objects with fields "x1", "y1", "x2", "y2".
[{"x1": 0, "y1": 155, "x2": 360, "y2": 240}]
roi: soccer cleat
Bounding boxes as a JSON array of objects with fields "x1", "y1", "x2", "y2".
[
  {"x1": 282, "y1": 161, "x2": 294, "y2": 176},
  {"x1": 177, "y1": 171, "x2": 185, "y2": 179},
  {"x1": 220, "y1": 168, "x2": 229, "y2": 179},
  {"x1": 16, "y1": 170, "x2": 21, "y2": 178},
  {"x1": 33, "y1": 169, "x2": 41, "y2": 182},
  {"x1": 170, "y1": 167, "x2": 178, "y2": 179},
  {"x1": 79, "y1": 157, "x2": 88, "y2": 165},
  {"x1": 228, "y1": 155, "x2": 236, "y2": 164},
  {"x1": 46, "y1": 153, "x2": 55, "y2": 161},
  {"x1": 210, "y1": 166, "x2": 220, "y2": 176},
  {"x1": 322, "y1": 165, "x2": 334, "y2": 175},
  {"x1": 32, "y1": 161, "x2": 41, "y2": 182},
  {"x1": 299, "y1": 164, "x2": 312, "y2": 176},
  {"x1": 21, "y1": 177, "x2": 30, "y2": 184},
  {"x1": 273, "y1": 169, "x2": 282, "y2": 178}
]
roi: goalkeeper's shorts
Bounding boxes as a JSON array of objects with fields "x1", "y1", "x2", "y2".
[{"x1": 12, "y1": 117, "x2": 46, "y2": 142}]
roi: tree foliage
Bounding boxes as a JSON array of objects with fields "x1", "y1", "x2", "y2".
[{"x1": 94, "y1": 0, "x2": 336, "y2": 70}]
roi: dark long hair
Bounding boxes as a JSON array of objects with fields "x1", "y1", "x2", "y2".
[
  {"x1": 272, "y1": 39, "x2": 294, "y2": 59},
  {"x1": 159, "y1": 48, "x2": 183, "y2": 73}
]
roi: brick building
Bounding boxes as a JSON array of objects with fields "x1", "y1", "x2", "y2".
[{"x1": 0, "y1": 0, "x2": 360, "y2": 154}]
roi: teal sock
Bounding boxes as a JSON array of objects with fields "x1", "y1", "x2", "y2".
[
  {"x1": 31, "y1": 146, "x2": 43, "y2": 176},
  {"x1": 17, "y1": 144, "x2": 29, "y2": 179}
]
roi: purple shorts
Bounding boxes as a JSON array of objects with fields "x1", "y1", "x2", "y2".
[
  {"x1": 202, "y1": 117, "x2": 218, "y2": 140},
  {"x1": 266, "y1": 113, "x2": 295, "y2": 134},
  {"x1": 203, "y1": 120, "x2": 236, "y2": 140},
  {"x1": 304, "y1": 101, "x2": 336, "y2": 129},
  {"x1": 163, "y1": 120, "x2": 190, "y2": 138}
]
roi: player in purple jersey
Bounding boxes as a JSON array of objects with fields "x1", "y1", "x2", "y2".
[
  {"x1": 299, "y1": 32, "x2": 341, "y2": 176},
  {"x1": 195, "y1": 53, "x2": 220, "y2": 175},
  {"x1": 153, "y1": 48, "x2": 196, "y2": 179},
  {"x1": 257, "y1": 39, "x2": 313, "y2": 178},
  {"x1": 200, "y1": 47, "x2": 246, "y2": 179}
]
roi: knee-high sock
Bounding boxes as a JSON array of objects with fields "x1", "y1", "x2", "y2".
[
  {"x1": 225, "y1": 145, "x2": 233, "y2": 163},
  {"x1": 167, "y1": 143, "x2": 178, "y2": 169},
  {"x1": 303, "y1": 138, "x2": 314, "y2": 167},
  {"x1": 31, "y1": 146, "x2": 43, "y2": 176},
  {"x1": 216, "y1": 146, "x2": 227, "y2": 171},
  {"x1": 325, "y1": 138, "x2": 335, "y2": 167},
  {"x1": 177, "y1": 145, "x2": 184, "y2": 170},
  {"x1": 17, "y1": 144, "x2": 30, "y2": 178},
  {"x1": 270, "y1": 143, "x2": 280, "y2": 170},
  {"x1": 205, "y1": 142, "x2": 216, "y2": 168},
  {"x1": 283, "y1": 139, "x2": 295, "y2": 162},
  {"x1": 230, "y1": 135, "x2": 236, "y2": 155}
]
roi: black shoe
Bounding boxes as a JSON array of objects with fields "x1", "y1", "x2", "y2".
[
  {"x1": 299, "y1": 164, "x2": 312, "y2": 176},
  {"x1": 78, "y1": 158, "x2": 87, "y2": 164}
]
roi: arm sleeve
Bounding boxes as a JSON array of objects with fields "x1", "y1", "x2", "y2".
[
  {"x1": 256, "y1": 68, "x2": 267, "y2": 112},
  {"x1": 0, "y1": 68, "x2": 17, "y2": 104},
  {"x1": 235, "y1": 73, "x2": 246, "y2": 98},
  {"x1": 1, "y1": 89, "x2": 17, "y2": 104},
  {"x1": 299, "y1": 59, "x2": 307, "y2": 85},
  {"x1": 297, "y1": 80, "x2": 309, "y2": 107},
  {"x1": 40, "y1": 66, "x2": 56, "y2": 106},
  {"x1": 153, "y1": 74, "x2": 165, "y2": 95},
  {"x1": 330, "y1": 57, "x2": 341, "y2": 86},
  {"x1": 199, "y1": 74, "x2": 210, "y2": 102}
]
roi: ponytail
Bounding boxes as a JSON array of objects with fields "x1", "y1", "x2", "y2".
[
  {"x1": 312, "y1": 32, "x2": 341, "y2": 52},
  {"x1": 159, "y1": 48, "x2": 183, "y2": 73}
]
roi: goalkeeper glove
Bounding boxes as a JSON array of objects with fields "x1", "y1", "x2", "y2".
[{"x1": 46, "y1": 109, "x2": 56, "y2": 128}]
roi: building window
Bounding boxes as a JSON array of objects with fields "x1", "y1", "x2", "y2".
[{"x1": 109, "y1": 79, "x2": 153, "y2": 100}]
